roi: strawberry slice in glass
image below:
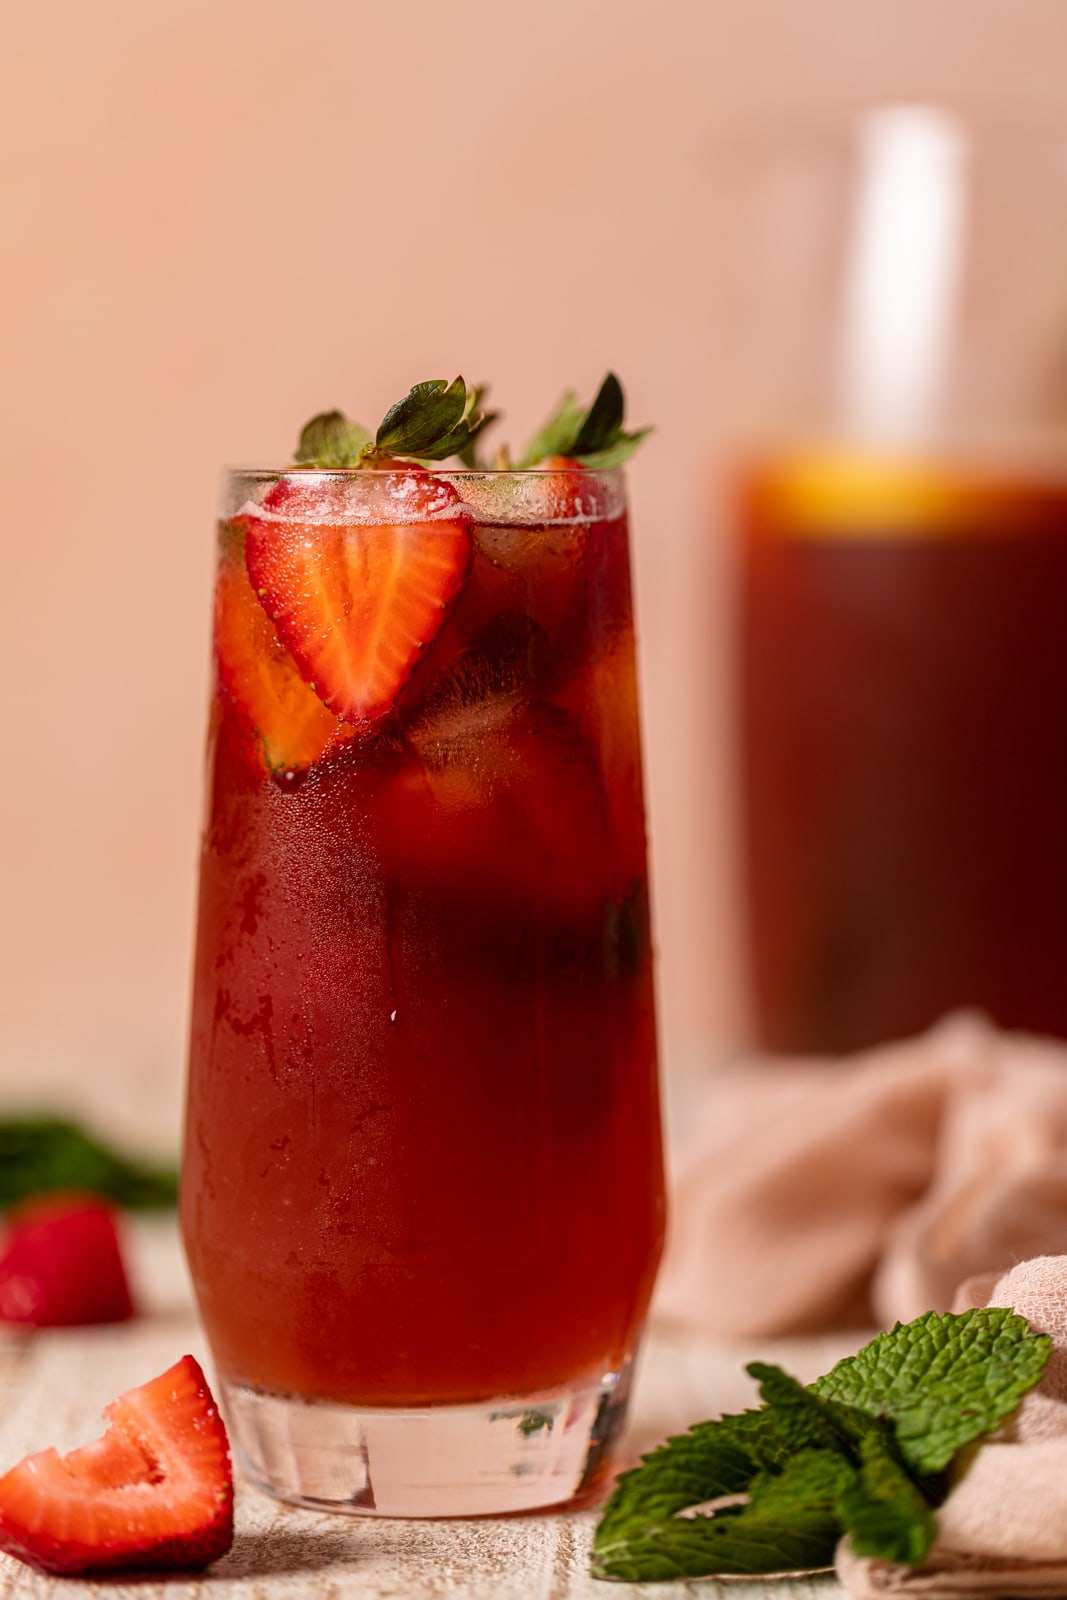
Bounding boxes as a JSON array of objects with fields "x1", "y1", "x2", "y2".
[
  {"x1": 214, "y1": 518, "x2": 356, "y2": 773},
  {"x1": 244, "y1": 470, "x2": 473, "y2": 729}
]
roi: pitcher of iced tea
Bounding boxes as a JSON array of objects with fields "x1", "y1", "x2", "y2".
[{"x1": 730, "y1": 108, "x2": 1067, "y2": 1054}]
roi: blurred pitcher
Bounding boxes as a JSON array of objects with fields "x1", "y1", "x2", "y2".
[{"x1": 734, "y1": 108, "x2": 1067, "y2": 1054}]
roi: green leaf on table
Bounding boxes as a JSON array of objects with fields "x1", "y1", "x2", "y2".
[
  {"x1": 746, "y1": 1361, "x2": 874, "y2": 1456},
  {"x1": 0, "y1": 1117, "x2": 178, "y2": 1209},
  {"x1": 812, "y1": 1308, "x2": 1051, "y2": 1474},
  {"x1": 838, "y1": 1432, "x2": 937, "y2": 1566},
  {"x1": 595, "y1": 1407, "x2": 777, "y2": 1549},
  {"x1": 591, "y1": 1308, "x2": 1050, "y2": 1583},
  {"x1": 594, "y1": 1448, "x2": 851, "y2": 1582}
]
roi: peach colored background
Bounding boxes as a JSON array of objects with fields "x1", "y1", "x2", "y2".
[{"x1": 4, "y1": 0, "x2": 1067, "y2": 1150}]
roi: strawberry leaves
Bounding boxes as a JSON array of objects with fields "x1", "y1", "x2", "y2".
[
  {"x1": 295, "y1": 411, "x2": 373, "y2": 468},
  {"x1": 292, "y1": 373, "x2": 649, "y2": 471},
  {"x1": 517, "y1": 391, "x2": 587, "y2": 469},
  {"x1": 375, "y1": 377, "x2": 497, "y2": 463},
  {"x1": 518, "y1": 372, "x2": 652, "y2": 469},
  {"x1": 293, "y1": 379, "x2": 496, "y2": 469},
  {"x1": 236, "y1": 371, "x2": 649, "y2": 771}
]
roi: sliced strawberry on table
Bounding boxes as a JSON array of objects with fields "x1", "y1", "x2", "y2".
[
  {"x1": 215, "y1": 517, "x2": 356, "y2": 773},
  {"x1": 0, "y1": 1354, "x2": 233, "y2": 1575},
  {"x1": 245, "y1": 469, "x2": 473, "y2": 729},
  {"x1": 0, "y1": 1193, "x2": 134, "y2": 1327}
]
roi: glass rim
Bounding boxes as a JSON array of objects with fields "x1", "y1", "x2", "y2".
[{"x1": 223, "y1": 464, "x2": 624, "y2": 481}]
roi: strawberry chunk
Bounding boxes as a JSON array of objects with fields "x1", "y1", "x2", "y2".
[
  {"x1": 245, "y1": 470, "x2": 472, "y2": 728},
  {"x1": 0, "y1": 1193, "x2": 134, "y2": 1327},
  {"x1": 215, "y1": 518, "x2": 356, "y2": 773},
  {"x1": 0, "y1": 1355, "x2": 233, "y2": 1575}
]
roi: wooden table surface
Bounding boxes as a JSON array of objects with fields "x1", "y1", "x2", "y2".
[{"x1": 0, "y1": 1219, "x2": 861, "y2": 1600}]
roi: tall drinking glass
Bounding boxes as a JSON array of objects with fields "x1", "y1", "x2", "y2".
[{"x1": 182, "y1": 465, "x2": 664, "y2": 1516}]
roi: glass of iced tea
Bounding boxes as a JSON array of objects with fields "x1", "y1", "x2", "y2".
[{"x1": 181, "y1": 449, "x2": 664, "y2": 1515}]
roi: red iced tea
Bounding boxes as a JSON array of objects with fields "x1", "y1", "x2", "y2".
[
  {"x1": 182, "y1": 468, "x2": 664, "y2": 1409},
  {"x1": 740, "y1": 448, "x2": 1067, "y2": 1055}
]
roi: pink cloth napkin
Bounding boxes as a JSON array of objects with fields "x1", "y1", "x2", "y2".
[
  {"x1": 837, "y1": 1255, "x2": 1067, "y2": 1597},
  {"x1": 654, "y1": 1014, "x2": 1067, "y2": 1338}
]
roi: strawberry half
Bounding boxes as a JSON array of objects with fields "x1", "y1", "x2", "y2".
[
  {"x1": 0, "y1": 1355, "x2": 233, "y2": 1575},
  {"x1": 0, "y1": 1193, "x2": 134, "y2": 1327},
  {"x1": 245, "y1": 470, "x2": 473, "y2": 728},
  {"x1": 215, "y1": 517, "x2": 357, "y2": 772}
]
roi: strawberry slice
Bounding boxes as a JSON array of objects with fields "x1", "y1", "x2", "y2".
[
  {"x1": 215, "y1": 517, "x2": 356, "y2": 773},
  {"x1": 0, "y1": 1355, "x2": 233, "y2": 1575},
  {"x1": 245, "y1": 470, "x2": 473, "y2": 728},
  {"x1": 0, "y1": 1193, "x2": 134, "y2": 1327}
]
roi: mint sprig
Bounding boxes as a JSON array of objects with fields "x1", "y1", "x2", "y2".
[
  {"x1": 812, "y1": 1306, "x2": 1050, "y2": 1475},
  {"x1": 591, "y1": 1308, "x2": 1051, "y2": 1583},
  {"x1": 518, "y1": 372, "x2": 652, "y2": 469},
  {"x1": 0, "y1": 1118, "x2": 178, "y2": 1210},
  {"x1": 596, "y1": 1450, "x2": 853, "y2": 1583}
]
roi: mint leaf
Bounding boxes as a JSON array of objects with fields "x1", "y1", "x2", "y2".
[
  {"x1": 591, "y1": 1308, "x2": 1050, "y2": 1584},
  {"x1": 518, "y1": 372, "x2": 651, "y2": 469},
  {"x1": 595, "y1": 1408, "x2": 777, "y2": 1547},
  {"x1": 838, "y1": 1432, "x2": 937, "y2": 1566},
  {"x1": 593, "y1": 1417, "x2": 931, "y2": 1582},
  {"x1": 0, "y1": 1118, "x2": 178, "y2": 1210},
  {"x1": 750, "y1": 1364, "x2": 935, "y2": 1563},
  {"x1": 747, "y1": 1362, "x2": 869, "y2": 1458},
  {"x1": 812, "y1": 1308, "x2": 1051, "y2": 1474},
  {"x1": 294, "y1": 410, "x2": 372, "y2": 467},
  {"x1": 594, "y1": 1450, "x2": 850, "y2": 1582},
  {"x1": 592, "y1": 1393, "x2": 931, "y2": 1582}
]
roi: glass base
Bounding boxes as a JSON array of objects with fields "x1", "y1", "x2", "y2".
[{"x1": 221, "y1": 1365, "x2": 631, "y2": 1517}]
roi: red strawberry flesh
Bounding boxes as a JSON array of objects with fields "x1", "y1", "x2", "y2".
[
  {"x1": 0, "y1": 1355, "x2": 233, "y2": 1575},
  {"x1": 215, "y1": 518, "x2": 357, "y2": 773},
  {"x1": 244, "y1": 469, "x2": 472, "y2": 728},
  {"x1": 0, "y1": 1194, "x2": 134, "y2": 1327}
]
